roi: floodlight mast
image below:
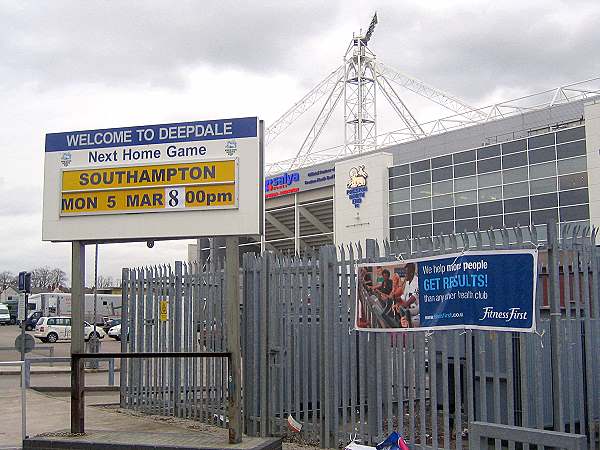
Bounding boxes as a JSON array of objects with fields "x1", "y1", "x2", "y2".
[{"x1": 344, "y1": 13, "x2": 378, "y2": 155}]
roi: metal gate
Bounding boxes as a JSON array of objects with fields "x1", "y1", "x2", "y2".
[{"x1": 122, "y1": 224, "x2": 600, "y2": 449}]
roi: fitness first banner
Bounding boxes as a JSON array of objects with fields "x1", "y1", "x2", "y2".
[{"x1": 355, "y1": 249, "x2": 537, "y2": 332}]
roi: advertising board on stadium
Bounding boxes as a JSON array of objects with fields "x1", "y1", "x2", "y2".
[{"x1": 43, "y1": 117, "x2": 263, "y2": 242}]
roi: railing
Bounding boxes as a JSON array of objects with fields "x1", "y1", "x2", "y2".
[
  {"x1": 22, "y1": 356, "x2": 116, "y2": 388},
  {"x1": 71, "y1": 351, "x2": 231, "y2": 434},
  {"x1": 0, "y1": 361, "x2": 27, "y2": 440},
  {"x1": 469, "y1": 422, "x2": 588, "y2": 450}
]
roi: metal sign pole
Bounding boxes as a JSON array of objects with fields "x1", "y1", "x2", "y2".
[
  {"x1": 19, "y1": 293, "x2": 27, "y2": 362},
  {"x1": 70, "y1": 241, "x2": 86, "y2": 434},
  {"x1": 225, "y1": 236, "x2": 242, "y2": 443}
]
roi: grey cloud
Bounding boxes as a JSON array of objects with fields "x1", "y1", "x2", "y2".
[{"x1": 0, "y1": 0, "x2": 343, "y2": 91}]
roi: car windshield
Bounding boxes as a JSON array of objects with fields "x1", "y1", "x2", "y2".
[{"x1": 0, "y1": 306, "x2": 8, "y2": 313}]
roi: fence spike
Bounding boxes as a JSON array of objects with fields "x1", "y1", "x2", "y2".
[{"x1": 514, "y1": 226, "x2": 523, "y2": 245}]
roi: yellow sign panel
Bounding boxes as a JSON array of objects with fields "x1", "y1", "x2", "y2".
[
  {"x1": 60, "y1": 183, "x2": 236, "y2": 215},
  {"x1": 62, "y1": 160, "x2": 235, "y2": 192},
  {"x1": 159, "y1": 300, "x2": 168, "y2": 322}
]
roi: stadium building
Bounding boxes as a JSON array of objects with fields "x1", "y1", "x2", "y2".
[{"x1": 260, "y1": 97, "x2": 600, "y2": 254}]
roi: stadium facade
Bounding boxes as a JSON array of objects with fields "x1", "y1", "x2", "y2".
[{"x1": 257, "y1": 97, "x2": 600, "y2": 254}]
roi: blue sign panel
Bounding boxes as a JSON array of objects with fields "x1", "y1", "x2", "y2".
[
  {"x1": 45, "y1": 117, "x2": 258, "y2": 152},
  {"x1": 356, "y1": 250, "x2": 537, "y2": 332}
]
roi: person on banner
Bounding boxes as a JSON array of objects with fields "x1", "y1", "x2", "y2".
[
  {"x1": 371, "y1": 268, "x2": 393, "y2": 313},
  {"x1": 392, "y1": 262, "x2": 419, "y2": 327}
]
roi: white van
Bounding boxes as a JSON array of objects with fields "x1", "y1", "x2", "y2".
[
  {"x1": 34, "y1": 316, "x2": 106, "y2": 343},
  {"x1": 0, "y1": 303, "x2": 10, "y2": 325}
]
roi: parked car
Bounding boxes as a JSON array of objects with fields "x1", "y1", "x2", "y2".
[
  {"x1": 103, "y1": 318, "x2": 121, "y2": 334},
  {"x1": 108, "y1": 323, "x2": 121, "y2": 340},
  {"x1": 34, "y1": 316, "x2": 106, "y2": 343},
  {"x1": 21, "y1": 311, "x2": 43, "y2": 331},
  {"x1": 0, "y1": 303, "x2": 11, "y2": 325}
]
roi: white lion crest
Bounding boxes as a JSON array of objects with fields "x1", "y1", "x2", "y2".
[{"x1": 347, "y1": 165, "x2": 368, "y2": 188}]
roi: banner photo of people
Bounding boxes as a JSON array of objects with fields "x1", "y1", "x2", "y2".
[{"x1": 355, "y1": 249, "x2": 538, "y2": 332}]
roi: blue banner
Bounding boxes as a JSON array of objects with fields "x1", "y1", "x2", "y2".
[
  {"x1": 356, "y1": 250, "x2": 537, "y2": 332},
  {"x1": 45, "y1": 117, "x2": 258, "y2": 152}
]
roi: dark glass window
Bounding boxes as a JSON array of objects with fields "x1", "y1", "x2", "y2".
[
  {"x1": 556, "y1": 141, "x2": 585, "y2": 159},
  {"x1": 531, "y1": 193, "x2": 558, "y2": 210},
  {"x1": 434, "y1": 221, "x2": 454, "y2": 235},
  {"x1": 559, "y1": 188, "x2": 589, "y2": 206},
  {"x1": 411, "y1": 170, "x2": 431, "y2": 186},
  {"x1": 389, "y1": 189, "x2": 409, "y2": 203},
  {"x1": 433, "y1": 207, "x2": 454, "y2": 222},
  {"x1": 455, "y1": 204, "x2": 478, "y2": 220},
  {"x1": 411, "y1": 160, "x2": 431, "y2": 172},
  {"x1": 504, "y1": 196, "x2": 530, "y2": 213},
  {"x1": 412, "y1": 224, "x2": 432, "y2": 237},
  {"x1": 389, "y1": 176, "x2": 410, "y2": 190},
  {"x1": 390, "y1": 227, "x2": 411, "y2": 240},
  {"x1": 389, "y1": 214, "x2": 411, "y2": 228},
  {"x1": 560, "y1": 204, "x2": 589, "y2": 222},
  {"x1": 454, "y1": 149, "x2": 476, "y2": 164},
  {"x1": 432, "y1": 194, "x2": 453, "y2": 209},
  {"x1": 502, "y1": 139, "x2": 526, "y2": 154},
  {"x1": 559, "y1": 172, "x2": 588, "y2": 190},
  {"x1": 432, "y1": 166, "x2": 453, "y2": 182},
  {"x1": 477, "y1": 144, "x2": 501, "y2": 159},
  {"x1": 529, "y1": 146, "x2": 556, "y2": 164},
  {"x1": 412, "y1": 211, "x2": 432, "y2": 225},
  {"x1": 505, "y1": 212, "x2": 530, "y2": 227},
  {"x1": 531, "y1": 208, "x2": 558, "y2": 225},
  {"x1": 455, "y1": 218, "x2": 478, "y2": 232},
  {"x1": 477, "y1": 157, "x2": 501, "y2": 173},
  {"x1": 502, "y1": 152, "x2": 528, "y2": 169},
  {"x1": 389, "y1": 165, "x2": 409, "y2": 177},
  {"x1": 431, "y1": 155, "x2": 453, "y2": 169},
  {"x1": 528, "y1": 133, "x2": 555, "y2": 149},
  {"x1": 479, "y1": 201, "x2": 503, "y2": 216},
  {"x1": 454, "y1": 162, "x2": 476, "y2": 178},
  {"x1": 480, "y1": 215, "x2": 503, "y2": 230},
  {"x1": 556, "y1": 127, "x2": 585, "y2": 144},
  {"x1": 389, "y1": 201, "x2": 410, "y2": 215}
]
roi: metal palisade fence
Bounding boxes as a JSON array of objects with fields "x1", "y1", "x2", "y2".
[{"x1": 121, "y1": 224, "x2": 600, "y2": 449}]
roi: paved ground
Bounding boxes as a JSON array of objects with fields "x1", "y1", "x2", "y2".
[{"x1": 0, "y1": 387, "x2": 316, "y2": 450}]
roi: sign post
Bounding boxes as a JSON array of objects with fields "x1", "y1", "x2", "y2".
[
  {"x1": 225, "y1": 236, "x2": 242, "y2": 443},
  {"x1": 17, "y1": 272, "x2": 31, "y2": 362},
  {"x1": 70, "y1": 242, "x2": 86, "y2": 434}
]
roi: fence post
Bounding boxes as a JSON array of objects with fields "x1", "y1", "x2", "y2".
[
  {"x1": 108, "y1": 358, "x2": 115, "y2": 386},
  {"x1": 365, "y1": 239, "x2": 380, "y2": 445},
  {"x1": 259, "y1": 253, "x2": 270, "y2": 437},
  {"x1": 174, "y1": 261, "x2": 183, "y2": 416},
  {"x1": 120, "y1": 268, "x2": 129, "y2": 408},
  {"x1": 319, "y1": 245, "x2": 334, "y2": 448},
  {"x1": 546, "y1": 221, "x2": 564, "y2": 432}
]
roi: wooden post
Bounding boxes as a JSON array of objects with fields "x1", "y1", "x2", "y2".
[
  {"x1": 71, "y1": 241, "x2": 86, "y2": 433},
  {"x1": 226, "y1": 236, "x2": 242, "y2": 443}
]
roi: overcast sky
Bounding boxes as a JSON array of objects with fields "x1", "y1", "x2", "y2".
[{"x1": 1, "y1": 0, "x2": 599, "y2": 285}]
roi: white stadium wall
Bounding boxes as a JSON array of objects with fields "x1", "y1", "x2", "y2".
[
  {"x1": 585, "y1": 99, "x2": 600, "y2": 230},
  {"x1": 334, "y1": 152, "x2": 393, "y2": 251}
]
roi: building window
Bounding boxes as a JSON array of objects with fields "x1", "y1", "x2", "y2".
[
  {"x1": 411, "y1": 159, "x2": 431, "y2": 172},
  {"x1": 556, "y1": 126, "x2": 585, "y2": 144},
  {"x1": 502, "y1": 139, "x2": 527, "y2": 154},
  {"x1": 502, "y1": 151, "x2": 528, "y2": 169},
  {"x1": 389, "y1": 201, "x2": 410, "y2": 215},
  {"x1": 476, "y1": 144, "x2": 501, "y2": 159},
  {"x1": 389, "y1": 165, "x2": 409, "y2": 177},
  {"x1": 531, "y1": 208, "x2": 558, "y2": 224},
  {"x1": 478, "y1": 171, "x2": 502, "y2": 188},
  {"x1": 528, "y1": 146, "x2": 556, "y2": 164},
  {"x1": 531, "y1": 193, "x2": 558, "y2": 210},
  {"x1": 480, "y1": 215, "x2": 503, "y2": 230},
  {"x1": 454, "y1": 149, "x2": 476, "y2": 164},
  {"x1": 412, "y1": 211, "x2": 432, "y2": 225},
  {"x1": 411, "y1": 197, "x2": 432, "y2": 212},
  {"x1": 389, "y1": 188, "x2": 410, "y2": 203},
  {"x1": 505, "y1": 212, "x2": 530, "y2": 226},
  {"x1": 528, "y1": 133, "x2": 555, "y2": 149},
  {"x1": 412, "y1": 224, "x2": 432, "y2": 237},
  {"x1": 557, "y1": 156, "x2": 586, "y2": 175},
  {"x1": 478, "y1": 186, "x2": 502, "y2": 202},
  {"x1": 455, "y1": 204, "x2": 478, "y2": 220},
  {"x1": 454, "y1": 190, "x2": 477, "y2": 206},
  {"x1": 477, "y1": 157, "x2": 501, "y2": 174},
  {"x1": 431, "y1": 154, "x2": 452, "y2": 168},
  {"x1": 433, "y1": 207, "x2": 454, "y2": 222},
  {"x1": 390, "y1": 227, "x2": 411, "y2": 240},
  {"x1": 530, "y1": 177, "x2": 557, "y2": 195},
  {"x1": 529, "y1": 161, "x2": 556, "y2": 180},
  {"x1": 411, "y1": 170, "x2": 431, "y2": 185},
  {"x1": 559, "y1": 188, "x2": 589, "y2": 206},
  {"x1": 454, "y1": 162, "x2": 476, "y2": 178},
  {"x1": 559, "y1": 172, "x2": 587, "y2": 190},
  {"x1": 389, "y1": 214, "x2": 411, "y2": 228},
  {"x1": 504, "y1": 196, "x2": 530, "y2": 213},
  {"x1": 454, "y1": 175, "x2": 477, "y2": 192},
  {"x1": 432, "y1": 194, "x2": 454, "y2": 209},
  {"x1": 432, "y1": 180, "x2": 453, "y2": 195},
  {"x1": 432, "y1": 166, "x2": 453, "y2": 182},
  {"x1": 455, "y1": 218, "x2": 478, "y2": 232},
  {"x1": 389, "y1": 176, "x2": 410, "y2": 190},
  {"x1": 557, "y1": 141, "x2": 586, "y2": 159},
  {"x1": 434, "y1": 221, "x2": 454, "y2": 235},
  {"x1": 479, "y1": 201, "x2": 503, "y2": 217},
  {"x1": 503, "y1": 166, "x2": 528, "y2": 184},
  {"x1": 412, "y1": 184, "x2": 431, "y2": 199},
  {"x1": 560, "y1": 204, "x2": 589, "y2": 222},
  {"x1": 503, "y1": 182, "x2": 529, "y2": 199}
]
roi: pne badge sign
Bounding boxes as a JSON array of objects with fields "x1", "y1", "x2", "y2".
[
  {"x1": 42, "y1": 117, "x2": 263, "y2": 242},
  {"x1": 356, "y1": 249, "x2": 537, "y2": 332}
]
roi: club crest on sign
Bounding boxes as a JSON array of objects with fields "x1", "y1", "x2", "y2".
[
  {"x1": 60, "y1": 152, "x2": 72, "y2": 167},
  {"x1": 225, "y1": 140, "x2": 237, "y2": 156},
  {"x1": 346, "y1": 165, "x2": 368, "y2": 208}
]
